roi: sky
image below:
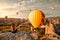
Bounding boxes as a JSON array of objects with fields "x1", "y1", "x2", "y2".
[{"x1": 0, "y1": 0, "x2": 60, "y2": 18}]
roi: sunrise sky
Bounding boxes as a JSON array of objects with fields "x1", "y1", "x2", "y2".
[{"x1": 0, "y1": 0, "x2": 60, "y2": 18}]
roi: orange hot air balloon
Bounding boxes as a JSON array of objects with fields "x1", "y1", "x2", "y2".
[{"x1": 29, "y1": 10, "x2": 45, "y2": 28}]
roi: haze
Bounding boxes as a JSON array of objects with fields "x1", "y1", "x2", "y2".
[{"x1": 0, "y1": 0, "x2": 60, "y2": 18}]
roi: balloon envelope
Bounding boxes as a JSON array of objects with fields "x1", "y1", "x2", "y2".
[
  {"x1": 29, "y1": 10, "x2": 45, "y2": 28},
  {"x1": 5, "y1": 16, "x2": 8, "y2": 20}
]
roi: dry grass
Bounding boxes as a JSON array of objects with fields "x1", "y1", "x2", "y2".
[
  {"x1": 0, "y1": 26, "x2": 11, "y2": 31},
  {"x1": 0, "y1": 26, "x2": 31, "y2": 32}
]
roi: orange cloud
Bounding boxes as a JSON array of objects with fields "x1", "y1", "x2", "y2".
[{"x1": 2, "y1": 8, "x2": 16, "y2": 12}]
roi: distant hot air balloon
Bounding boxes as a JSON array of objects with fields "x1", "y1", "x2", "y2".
[
  {"x1": 30, "y1": 9, "x2": 31, "y2": 12},
  {"x1": 49, "y1": 6, "x2": 55, "y2": 10},
  {"x1": 5, "y1": 16, "x2": 8, "y2": 20},
  {"x1": 20, "y1": 3, "x2": 22, "y2": 5},
  {"x1": 16, "y1": 12, "x2": 19, "y2": 15},
  {"x1": 29, "y1": 10, "x2": 45, "y2": 28},
  {"x1": 51, "y1": 6, "x2": 55, "y2": 10}
]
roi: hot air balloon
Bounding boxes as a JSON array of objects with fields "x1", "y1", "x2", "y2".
[
  {"x1": 29, "y1": 10, "x2": 45, "y2": 28},
  {"x1": 16, "y1": 12, "x2": 19, "y2": 15},
  {"x1": 5, "y1": 16, "x2": 8, "y2": 20}
]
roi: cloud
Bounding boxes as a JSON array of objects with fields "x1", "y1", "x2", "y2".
[
  {"x1": 17, "y1": 0, "x2": 60, "y2": 18},
  {"x1": 2, "y1": 8, "x2": 16, "y2": 11},
  {"x1": 0, "y1": 0, "x2": 60, "y2": 18},
  {"x1": 0, "y1": 0, "x2": 18, "y2": 3}
]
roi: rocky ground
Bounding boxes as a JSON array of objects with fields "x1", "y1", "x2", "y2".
[
  {"x1": 0, "y1": 31, "x2": 60, "y2": 40},
  {"x1": 0, "y1": 17, "x2": 60, "y2": 40}
]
